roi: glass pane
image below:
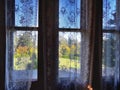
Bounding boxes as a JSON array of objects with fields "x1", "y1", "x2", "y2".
[
  {"x1": 59, "y1": 0, "x2": 81, "y2": 28},
  {"x1": 102, "y1": 33, "x2": 116, "y2": 89},
  {"x1": 7, "y1": 31, "x2": 38, "y2": 81},
  {"x1": 59, "y1": 32, "x2": 81, "y2": 80},
  {"x1": 103, "y1": 0, "x2": 116, "y2": 29},
  {"x1": 13, "y1": 31, "x2": 38, "y2": 71},
  {"x1": 6, "y1": 31, "x2": 38, "y2": 90},
  {"x1": 15, "y1": 0, "x2": 38, "y2": 27}
]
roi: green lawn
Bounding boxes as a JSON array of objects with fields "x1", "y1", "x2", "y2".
[{"x1": 59, "y1": 58, "x2": 80, "y2": 70}]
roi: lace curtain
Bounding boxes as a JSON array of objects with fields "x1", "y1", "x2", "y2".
[
  {"x1": 102, "y1": 0, "x2": 120, "y2": 90},
  {"x1": 57, "y1": 0, "x2": 95, "y2": 90},
  {"x1": 58, "y1": 32, "x2": 82, "y2": 90},
  {"x1": 6, "y1": 0, "x2": 38, "y2": 90}
]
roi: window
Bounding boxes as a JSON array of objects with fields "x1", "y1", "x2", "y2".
[
  {"x1": 58, "y1": 0, "x2": 81, "y2": 80},
  {"x1": 59, "y1": 32, "x2": 81, "y2": 80},
  {"x1": 57, "y1": 0, "x2": 95, "y2": 89},
  {"x1": 0, "y1": 0, "x2": 117, "y2": 89},
  {"x1": 6, "y1": 0, "x2": 38, "y2": 89},
  {"x1": 102, "y1": 0, "x2": 120, "y2": 89},
  {"x1": 102, "y1": 0, "x2": 116, "y2": 75}
]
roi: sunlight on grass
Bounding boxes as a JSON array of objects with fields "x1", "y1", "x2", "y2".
[{"x1": 59, "y1": 58, "x2": 80, "y2": 70}]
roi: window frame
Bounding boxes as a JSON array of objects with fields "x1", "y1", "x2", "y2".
[
  {"x1": 0, "y1": 0, "x2": 6, "y2": 89},
  {"x1": 6, "y1": 0, "x2": 39, "y2": 79},
  {"x1": 57, "y1": 0, "x2": 83, "y2": 81}
]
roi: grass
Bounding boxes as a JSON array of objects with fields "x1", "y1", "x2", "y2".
[{"x1": 59, "y1": 58, "x2": 80, "y2": 70}]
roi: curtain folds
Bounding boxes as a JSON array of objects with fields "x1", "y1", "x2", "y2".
[{"x1": 81, "y1": 0, "x2": 102, "y2": 89}]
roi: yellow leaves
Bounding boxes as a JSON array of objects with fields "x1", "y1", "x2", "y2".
[
  {"x1": 59, "y1": 45, "x2": 70, "y2": 56},
  {"x1": 14, "y1": 46, "x2": 37, "y2": 70},
  {"x1": 65, "y1": 45, "x2": 70, "y2": 53}
]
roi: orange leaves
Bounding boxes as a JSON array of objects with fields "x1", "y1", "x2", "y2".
[
  {"x1": 16, "y1": 46, "x2": 29, "y2": 54},
  {"x1": 15, "y1": 46, "x2": 35, "y2": 57}
]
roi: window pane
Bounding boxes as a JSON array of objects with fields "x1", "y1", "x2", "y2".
[
  {"x1": 59, "y1": 0, "x2": 81, "y2": 28},
  {"x1": 103, "y1": 0, "x2": 116, "y2": 29},
  {"x1": 102, "y1": 33, "x2": 116, "y2": 89},
  {"x1": 7, "y1": 31, "x2": 38, "y2": 81},
  {"x1": 15, "y1": 0, "x2": 38, "y2": 27},
  {"x1": 59, "y1": 32, "x2": 81, "y2": 79},
  {"x1": 13, "y1": 31, "x2": 38, "y2": 71}
]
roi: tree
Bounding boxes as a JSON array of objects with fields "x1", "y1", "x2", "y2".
[
  {"x1": 14, "y1": 31, "x2": 37, "y2": 70},
  {"x1": 16, "y1": 31, "x2": 33, "y2": 47}
]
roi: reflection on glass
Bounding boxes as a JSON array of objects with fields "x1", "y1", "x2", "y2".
[
  {"x1": 59, "y1": 32, "x2": 81, "y2": 79},
  {"x1": 59, "y1": 0, "x2": 81, "y2": 28},
  {"x1": 15, "y1": 0, "x2": 38, "y2": 27},
  {"x1": 103, "y1": 0, "x2": 116, "y2": 29}
]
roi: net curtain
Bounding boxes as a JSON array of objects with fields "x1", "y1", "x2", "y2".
[{"x1": 6, "y1": 0, "x2": 38, "y2": 90}]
